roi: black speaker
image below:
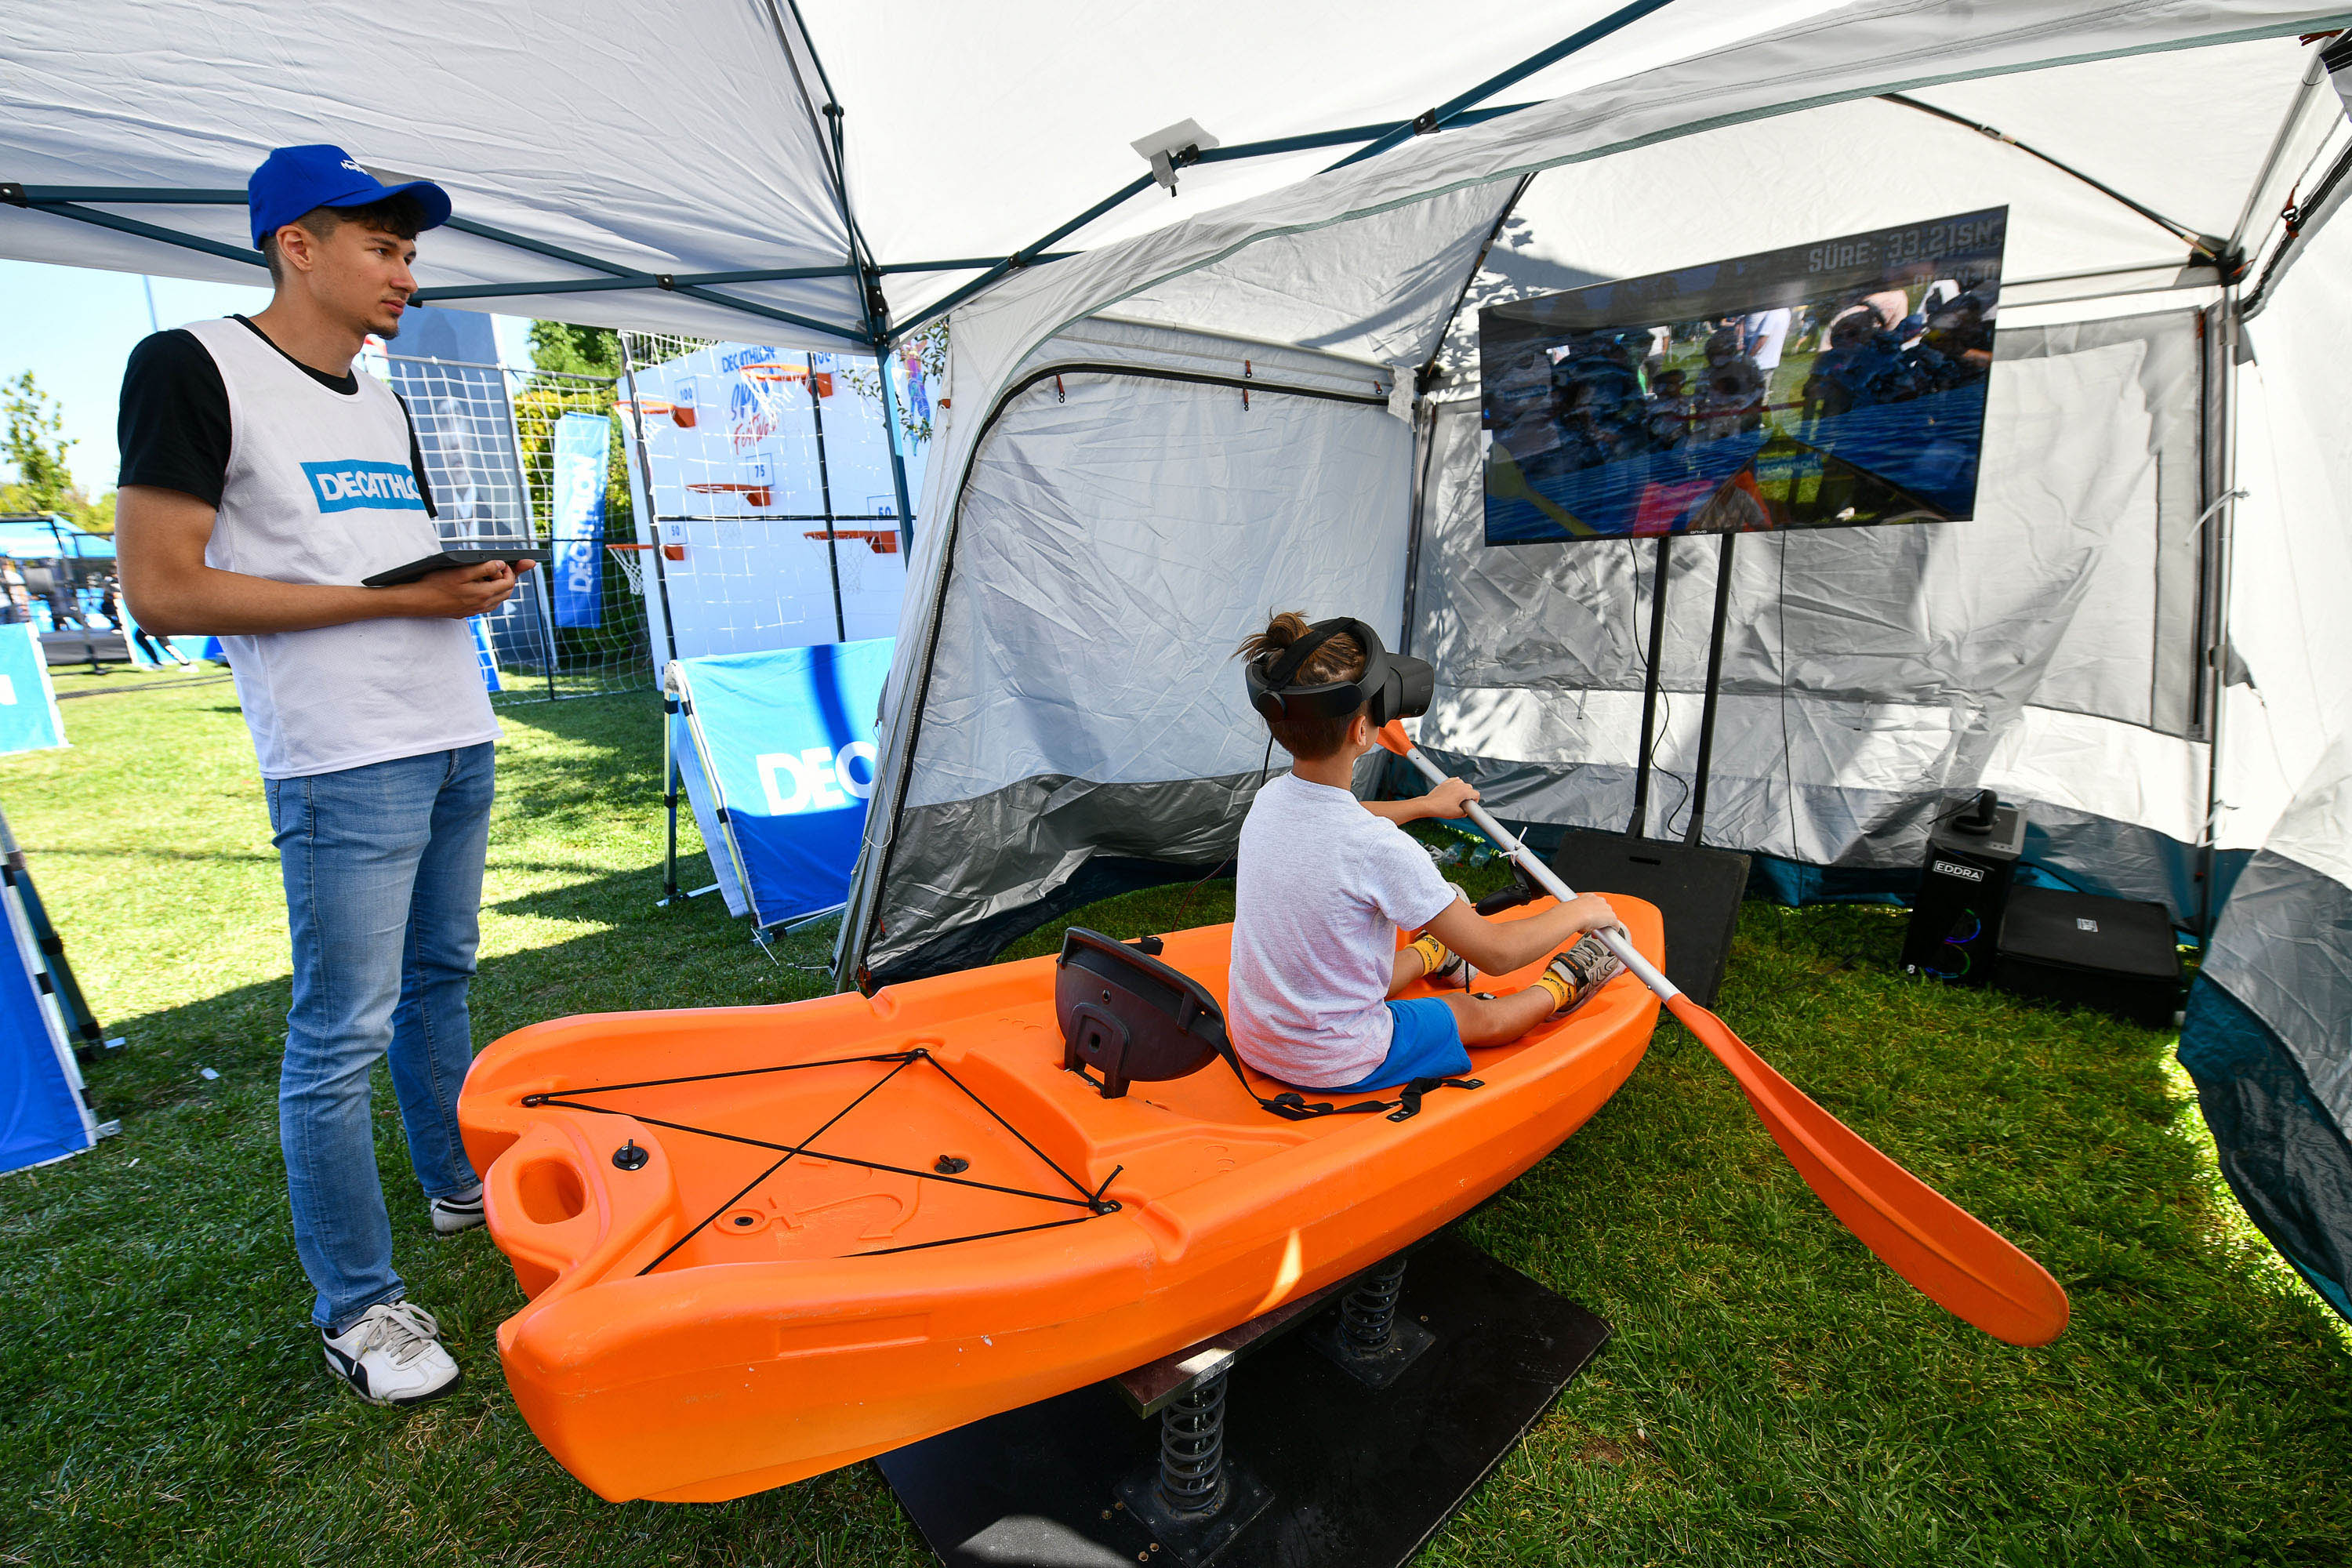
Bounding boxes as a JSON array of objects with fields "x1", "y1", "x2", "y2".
[
  {"x1": 1992, "y1": 885, "x2": 2183, "y2": 1028},
  {"x1": 1900, "y1": 795, "x2": 2027, "y2": 985},
  {"x1": 1544, "y1": 829, "x2": 1751, "y2": 1007}
]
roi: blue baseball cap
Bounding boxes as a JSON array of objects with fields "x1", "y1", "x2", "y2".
[{"x1": 247, "y1": 144, "x2": 452, "y2": 250}]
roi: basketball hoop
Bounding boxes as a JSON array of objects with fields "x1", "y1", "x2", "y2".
[
  {"x1": 804, "y1": 528, "x2": 901, "y2": 555},
  {"x1": 607, "y1": 542, "x2": 655, "y2": 595},
  {"x1": 731, "y1": 365, "x2": 803, "y2": 452},
  {"x1": 686, "y1": 480, "x2": 775, "y2": 508}
]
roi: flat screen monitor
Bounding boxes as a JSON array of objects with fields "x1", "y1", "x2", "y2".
[{"x1": 1479, "y1": 207, "x2": 2006, "y2": 545}]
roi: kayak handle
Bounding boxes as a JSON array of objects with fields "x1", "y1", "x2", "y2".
[{"x1": 485, "y1": 1116, "x2": 670, "y2": 1298}]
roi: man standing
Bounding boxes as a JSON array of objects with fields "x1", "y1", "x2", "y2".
[{"x1": 116, "y1": 146, "x2": 531, "y2": 1406}]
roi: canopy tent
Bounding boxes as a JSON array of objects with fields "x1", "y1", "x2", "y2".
[
  {"x1": 815, "y1": 4, "x2": 2352, "y2": 1319},
  {"x1": 6, "y1": 0, "x2": 2350, "y2": 1316},
  {"x1": 1, "y1": 1, "x2": 1818, "y2": 347},
  {"x1": 0, "y1": 517, "x2": 113, "y2": 561}
]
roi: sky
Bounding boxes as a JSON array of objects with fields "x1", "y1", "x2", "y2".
[{"x1": 0, "y1": 259, "x2": 533, "y2": 498}]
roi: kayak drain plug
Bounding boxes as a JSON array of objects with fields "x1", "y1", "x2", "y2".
[
  {"x1": 612, "y1": 1138, "x2": 649, "y2": 1171},
  {"x1": 935, "y1": 1155, "x2": 970, "y2": 1175}
]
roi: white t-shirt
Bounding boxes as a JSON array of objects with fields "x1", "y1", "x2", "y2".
[
  {"x1": 183, "y1": 318, "x2": 498, "y2": 779},
  {"x1": 1227, "y1": 771, "x2": 1462, "y2": 1087},
  {"x1": 1742, "y1": 308, "x2": 1792, "y2": 371}
]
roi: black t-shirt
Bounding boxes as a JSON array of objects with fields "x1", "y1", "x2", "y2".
[{"x1": 117, "y1": 315, "x2": 436, "y2": 516}]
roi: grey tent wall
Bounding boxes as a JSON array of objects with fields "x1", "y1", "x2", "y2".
[{"x1": 844, "y1": 343, "x2": 1406, "y2": 989}]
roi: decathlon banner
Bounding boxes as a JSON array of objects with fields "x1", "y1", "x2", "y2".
[
  {"x1": 666, "y1": 637, "x2": 892, "y2": 927},
  {"x1": 550, "y1": 411, "x2": 610, "y2": 630},
  {"x1": 0, "y1": 622, "x2": 65, "y2": 755}
]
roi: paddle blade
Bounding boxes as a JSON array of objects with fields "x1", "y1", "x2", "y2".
[
  {"x1": 1377, "y1": 720, "x2": 1414, "y2": 757},
  {"x1": 1663, "y1": 993, "x2": 2069, "y2": 1347}
]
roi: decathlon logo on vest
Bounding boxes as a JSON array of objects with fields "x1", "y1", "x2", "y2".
[
  {"x1": 302, "y1": 459, "x2": 426, "y2": 513},
  {"x1": 759, "y1": 742, "x2": 878, "y2": 815}
]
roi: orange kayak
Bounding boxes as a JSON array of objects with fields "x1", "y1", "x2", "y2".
[{"x1": 458, "y1": 896, "x2": 1664, "y2": 1502}]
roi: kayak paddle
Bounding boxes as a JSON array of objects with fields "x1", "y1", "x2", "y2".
[{"x1": 1377, "y1": 720, "x2": 2068, "y2": 1347}]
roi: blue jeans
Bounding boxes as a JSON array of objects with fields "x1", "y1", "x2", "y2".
[{"x1": 265, "y1": 743, "x2": 494, "y2": 1334}]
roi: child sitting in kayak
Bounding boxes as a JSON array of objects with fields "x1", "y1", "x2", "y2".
[{"x1": 1226, "y1": 612, "x2": 1628, "y2": 1092}]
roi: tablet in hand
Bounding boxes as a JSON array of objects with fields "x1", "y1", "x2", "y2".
[{"x1": 362, "y1": 549, "x2": 550, "y2": 589}]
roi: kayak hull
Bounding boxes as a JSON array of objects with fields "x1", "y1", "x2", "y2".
[{"x1": 459, "y1": 900, "x2": 1663, "y2": 1502}]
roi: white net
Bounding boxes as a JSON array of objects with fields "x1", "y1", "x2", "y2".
[
  {"x1": 615, "y1": 331, "x2": 927, "y2": 675},
  {"x1": 376, "y1": 348, "x2": 652, "y2": 703}
]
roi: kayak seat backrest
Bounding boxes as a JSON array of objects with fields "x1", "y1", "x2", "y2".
[{"x1": 1054, "y1": 927, "x2": 1227, "y2": 1099}]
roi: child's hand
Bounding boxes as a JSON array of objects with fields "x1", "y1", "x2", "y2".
[
  {"x1": 1565, "y1": 892, "x2": 1624, "y2": 935},
  {"x1": 1421, "y1": 779, "x2": 1480, "y2": 820}
]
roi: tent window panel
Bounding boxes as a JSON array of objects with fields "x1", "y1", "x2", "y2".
[
  {"x1": 1992, "y1": 310, "x2": 2204, "y2": 735},
  {"x1": 905, "y1": 372, "x2": 1410, "y2": 813}
]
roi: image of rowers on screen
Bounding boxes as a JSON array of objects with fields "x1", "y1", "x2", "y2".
[{"x1": 1478, "y1": 206, "x2": 2007, "y2": 546}]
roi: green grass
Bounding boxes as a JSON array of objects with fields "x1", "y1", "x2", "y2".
[{"x1": 5, "y1": 674, "x2": 2350, "y2": 1566}]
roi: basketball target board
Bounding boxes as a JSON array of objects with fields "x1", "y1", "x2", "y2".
[{"x1": 615, "y1": 339, "x2": 924, "y2": 670}]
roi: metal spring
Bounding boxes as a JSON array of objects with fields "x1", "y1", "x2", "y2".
[
  {"x1": 1156, "y1": 1369, "x2": 1229, "y2": 1511},
  {"x1": 1341, "y1": 1255, "x2": 1409, "y2": 1351}
]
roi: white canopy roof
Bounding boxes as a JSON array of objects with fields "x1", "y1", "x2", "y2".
[{"x1": 9, "y1": 1, "x2": 2342, "y2": 349}]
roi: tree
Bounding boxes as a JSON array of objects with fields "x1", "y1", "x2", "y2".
[
  {"x1": 837, "y1": 321, "x2": 948, "y2": 447},
  {"x1": 527, "y1": 321, "x2": 622, "y2": 379},
  {"x1": 0, "y1": 372, "x2": 118, "y2": 533}
]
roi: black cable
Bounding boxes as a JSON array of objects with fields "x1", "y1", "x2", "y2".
[
  {"x1": 1655, "y1": 691, "x2": 1691, "y2": 840},
  {"x1": 1624, "y1": 539, "x2": 1690, "y2": 838},
  {"x1": 1779, "y1": 531, "x2": 1797, "y2": 858}
]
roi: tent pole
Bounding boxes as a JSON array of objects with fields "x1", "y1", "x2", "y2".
[
  {"x1": 534, "y1": 560, "x2": 557, "y2": 702},
  {"x1": 2227, "y1": 49, "x2": 2330, "y2": 262},
  {"x1": 1683, "y1": 531, "x2": 1737, "y2": 848},
  {"x1": 2198, "y1": 289, "x2": 2243, "y2": 942},
  {"x1": 806, "y1": 354, "x2": 848, "y2": 641},
  {"x1": 1402, "y1": 176, "x2": 1534, "y2": 658},
  {"x1": 893, "y1": 176, "x2": 1156, "y2": 339},
  {"x1": 617, "y1": 332, "x2": 681, "y2": 672},
  {"x1": 1398, "y1": 397, "x2": 1440, "y2": 660},
  {"x1": 1628, "y1": 536, "x2": 1672, "y2": 840},
  {"x1": 872, "y1": 345, "x2": 918, "y2": 557},
  {"x1": 809, "y1": 95, "x2": 920, "y2": 560},
  {"x1": 661, "y1": 691, "x2": 682, "y2": 906},
  {"x1": 1327, "y1": 0, "x2": 1676, "y2": 171},
  {"x1": 1399, "y1": 174, "x2": 1531, "y2": 662},
  {"x1": 1876, "y1": 95, "x2": 2228, "y2": 261}
]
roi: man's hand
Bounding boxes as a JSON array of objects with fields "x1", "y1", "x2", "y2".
[
  {"x1": 397, "y1": 558, "x2": 531, "y2": 620},
  {"x1": 119, "y1": 485, "x2": 539, "y2": 637},
  {"x1": 1418, "y1": 778, "x2": 1480, "y2": 820}
]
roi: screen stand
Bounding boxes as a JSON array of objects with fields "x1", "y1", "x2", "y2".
[
  {"x1": 1547, "y1": 528, "x2": 1751, "y2": 1007},
  {"x1": 1624, "y1": 534, "x2": 1672, "y2": 839},
  {"x1": 1684, "y1": 531, "x2": 1737, "y2": 846}
]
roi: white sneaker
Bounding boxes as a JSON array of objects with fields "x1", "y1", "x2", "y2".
[
  {"x1": 321, "y1": 1301, "x2": 463, "y2": 1406},
  {"x1": 430, "y1": 1189, "x2": 485, "y2": 1236}
]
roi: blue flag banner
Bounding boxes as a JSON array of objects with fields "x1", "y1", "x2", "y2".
[
  {"x1": 669, "y1": 637, "x2": 893, "y2": 927},
  {"x1": 470, "y1": 617, "x2": 503, "y2": 694},
  {"x1": 0, "y1": 622, "x2": 65, "y2": 755},
  {"x1": 0, "y1": 868, "x2": 93, "y2": 1174},
  {"x1": 550, "y1": 412, "x2": 610, "y2": 630}
]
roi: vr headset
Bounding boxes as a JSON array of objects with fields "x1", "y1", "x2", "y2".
[{"x1": 1245, "y1": 617, "x2": 1435, "y2": 728}]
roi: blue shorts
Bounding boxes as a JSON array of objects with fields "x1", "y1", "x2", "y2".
[{"x1": 1331, "y1": 998, "x2": 1472, "y2": 1092}]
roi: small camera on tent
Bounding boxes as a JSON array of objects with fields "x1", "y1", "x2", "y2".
[{"x1": 1130, "y1": 117, "x2": 1221, "y2": 194}]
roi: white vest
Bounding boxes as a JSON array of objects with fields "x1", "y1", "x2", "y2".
[{"x1": 184, "y1": 318, "x2": 498, "y2": 779}]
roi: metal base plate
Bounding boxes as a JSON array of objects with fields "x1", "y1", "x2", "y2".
[
  {"x1": 1111, "y1": 1460, "x2": 1275, "y2": 1568},
  {"x1": 876, "y1": 1230, "x2": 1610, "y2": 1568},
  {"x1": 1301, "y1": 1312, "x2": 1437, "y2": 1391}
]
